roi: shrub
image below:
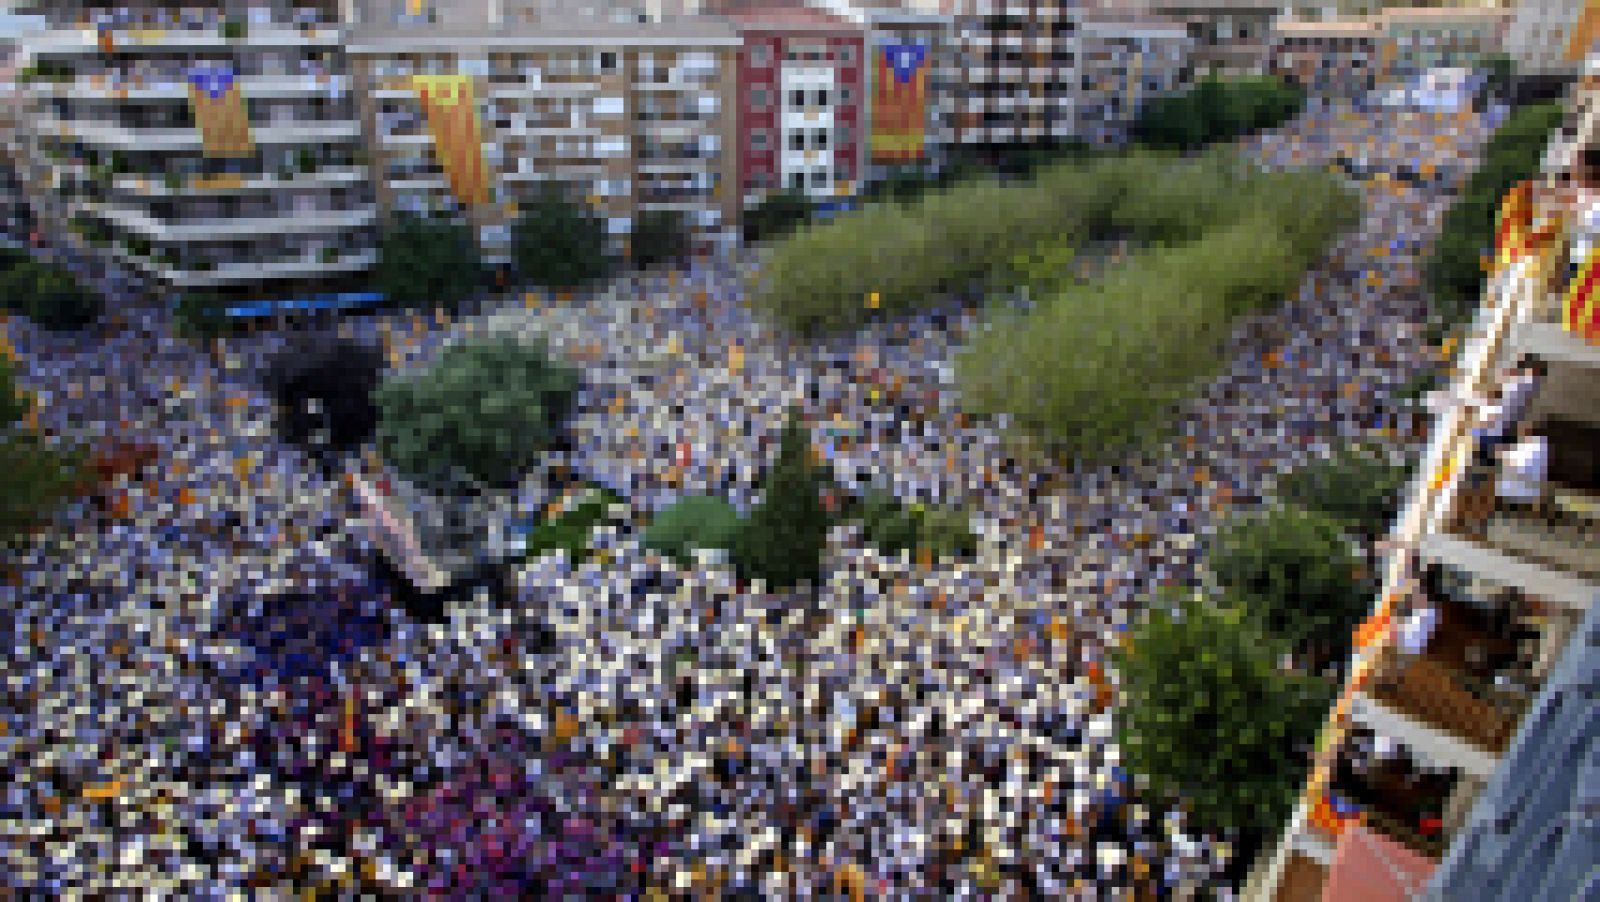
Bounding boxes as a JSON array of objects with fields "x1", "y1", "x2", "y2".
[
  {"x1": 375, "y1": 337, "x2": 579, "y2": 490},
  {"x1": 375, "y1": 214, "x2": 484, "y2": 311},
  {"x1": 520, "y1": 485, "x2": 624, "y2": 563},
  {"x1": 731, "y1": 410, "x2": 832, "y2": 590},
  {"x1": 511, "y1": 187, "x2": 613, "y2": 289},
  {"x1": 743, "y1": 189, "x2": 813, "y2": 244},
  {"x1": 643, "y1": 494, "x2": 744, "y2": 564},
  {"x1": 855, "y1": 488, "x2": 976, "y2": 561}
]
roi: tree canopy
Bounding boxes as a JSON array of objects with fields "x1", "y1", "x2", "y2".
[
  {"x1": 1130, "y1": 75, "x2": 1304, "y2": 152},
  {"x1": 732, "y1": 410, "x2": 832, "y2": 590},
  {"x1": 1110, "y1": 593, "x2": 1334, "y2": 842},
  {"x1": 374, "y1": 214, "x2": 485, "y2": 311},
  {"x1": 643, "y1": 494, "x2": 744, "y2": 565},
  {"x1": 1425, "y1": 102, "x2": 1563, "y2": 327},
  {"x1": 0, "y1": 258, "x2": 101, "y2": 331},
  {"x1": 262, "y1": 333, "x2": 383, "y2": 464},
  {"x1": 0, "y1": 358, "x2": 84, "y2": 546},
  {"x1": 1274, "y1": 446, "x2": 1411, "y2": 542},
  {"x1": 631, "y1": 209, "x2": 691, "y2": 271},
  {"x1": 375, "y1": 337, "x2": 578, "y2": 490},
  {"x1": 511, "y1": 188, "x2": 614, "y2": 289},
  {"x1": 1207, "y1": 507, "x2": 1374, "y2": 669}
]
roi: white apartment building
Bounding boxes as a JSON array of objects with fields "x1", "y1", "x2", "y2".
[
  {"x1": 778, "y1": 60, "x2": 837, "y2": 193},
  {"x1": 12, "y1": 1, "x2": 378, "y2": 300}
]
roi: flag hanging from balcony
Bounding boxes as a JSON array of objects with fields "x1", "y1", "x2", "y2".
[
  {"x1": 187, "y1": 65, "x2": 255, "y2": 158},
  {"x1": 871, "y1": 43, "x2": 928, "y2": 164},
  {"x1": 1564, "y1": 242, "x2": 1600, "y2": 343},
  {"x1": 411, "y1": 75, "x2": 490, "y2": 207},
  {"x1": 1493, "y1": 179, "x2": 1533, "y2": 270}
]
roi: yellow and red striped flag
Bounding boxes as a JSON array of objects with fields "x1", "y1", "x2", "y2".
[
  {"x1": 1494, "y1": 179, "x2": 1534, "y2": 270},
  {"x1": 187, "y1": 65, "x2": 255, "y2": 158},
  {"x1": 411, "y1": 74, "x2": 490, "y2": 207},
  {"x1": 1564, "y1": 243, "x2": 1600, "y2": 343}
]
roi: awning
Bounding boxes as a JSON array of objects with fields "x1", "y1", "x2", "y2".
[{"x1": 1320, "y1": 823, "x2": 1439, "y2": 902}]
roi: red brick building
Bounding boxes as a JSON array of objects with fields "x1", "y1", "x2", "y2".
[{"x1": 714, "y1": 3, "x2": 866, "y2": 206}]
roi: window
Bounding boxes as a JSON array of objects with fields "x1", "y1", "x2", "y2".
[
  {"x1": 790, "y1": 89, "x2": 806, "y2": 107},
  {"x1": 811, "y1": 168, "x2": 827, "y2": 187},
  {"x1": 751, "y1": 129, "x2": 769, "y2": 150},
  {"x1": 790, "y1": 131, "x2": 806, "y2": 151},
  {"x1": 751, "y1": 87, "x2": 769, "y2": 109},
  {"x1": 814, "y1": 89, "x2": 829, "y2": 106},
  {"x1": 600, "y1": 51, "x2": 618, "y2": 73},
  {"x1": 835, "y1": 124, "x2": 852, "y2": 144},
  {"x1": 840, "y1": 87, "x2": 852, "y2": 104},
  {"x1": 789, "y1": 171, "x2": 805, "y2": 190},
  {"x1": 813, "y1": 129, "x2": 828, "y2": 150},
  {"x1": 752, "y1": 45, "x2": 771, "y2": 68},
  {"x1": 841, "y1": 45, "x2": 856, "y2": 65},
  {"x1": 592, "y1": 95, "x2": 624, "y2": 116}
]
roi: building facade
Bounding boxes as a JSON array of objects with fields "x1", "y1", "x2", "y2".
[
  {"x1": 1269, "y1": 16, "x2": 1381, "y2": 98},
  {"x1": 944, "y1": 0, "x2": 1084, "y2": 151},
  {"x1": 1243, "y1": 57, "x2": 1600, "y2": 902},
  {"x1": 348, "y1": 18, "x2": 741, "y2": 263},
  {"x1": 1505, "y1": 0, "x2": 1595, "y2": 80},
  {"x1": 1148, "y1": 0, "x2": 1278, "y2": 78},
  {"x1": 12, "y1": 0, "x2": 377, "y2": 302},
  {"x1": 1377, "y1": 6, "x2": 1510, "y2": 78},
  {"x1": 722, "y1": 5, "x2": 865, "y2": 205},
  {"x1": 1076, "y1": 10, "x2": 1192, "y2": 146}
]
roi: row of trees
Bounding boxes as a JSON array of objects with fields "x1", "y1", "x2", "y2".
[
  {"x1": 1424, "y1": 101, "x2": 1564, "y2": 330},
  {"x1": 1130, "y1": 75, "x2": 1305, "y2": 152},
  {"x1": 1113, "y1": 446, "x2": 1409, "y2": 851},
  {"x1": 0, "y1": 247, "x2": 101, "y2": 332},
  {"x1": 0, "y1": 355, "x2": 85, "y2": 546},
  {"x1": 957, "y1": 157, "x2": 1358, "y2": 461}
]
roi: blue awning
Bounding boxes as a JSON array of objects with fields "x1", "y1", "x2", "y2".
[{"x1": 223, "y1": 291, "x2": 386, "y2": 319}]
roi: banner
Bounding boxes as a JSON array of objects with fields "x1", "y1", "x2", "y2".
[
  {"x1": 1564, "y1": 242, "x2": 1600, "y2": 343},
  {"x1": 411, "y1": 74, "x2": 491, "y2": 207},
  {"x1": 1493, "y1": 179, "x2": 1533, "y2": 270},
  {"x1": 871, "y1": 43, "x2": 928, "y2": 164},
  {"x1": 187, "y1": 65, "x2": 255, "y2": 158}
]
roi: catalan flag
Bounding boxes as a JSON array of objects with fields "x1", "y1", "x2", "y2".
[
  {"x1": 411, "y1": 74, "x2": 490, "y2": 207},
  {"x1": 1564, "y1": 242, "x2": 1600, "y2": 343},
  {"x1": 187, "y1": 65, "x2": 255, "y2": 158},
  {"x1": 1493, "y1": 179, "x2": 1533, "y2": 270},
  {"x1": 871, "y1": 43, "x2": 928, "y2": 164}
]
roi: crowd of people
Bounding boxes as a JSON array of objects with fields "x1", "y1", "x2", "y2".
[{"x1": 2, "y1": 93, "x2": 1501, "y2": 896}]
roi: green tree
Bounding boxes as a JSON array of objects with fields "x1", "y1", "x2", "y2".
[
  {"x1": 732, "y1": 409, "x2": 832, "y2": 590},
  {"x1": 1111, "y1": 592, "x2": 1334, "y2": 842},
  {"x1": 1208, "y1": 507, "x2": 1373, "y2": 669},
  {"x1": 855, "y1": 488, "x2": 977, "y2": 561},
  {"x1": 1481, "y1": 53, "x2": 1515, "y2": 103},
  {"x1": 1275, "y1": 447, "x2": 1410, "y2": 542},
  {"x1": 375, "y1": 337, "x2": 579, "y2": 490},
  {"x1": 631, "y1": 209, "x2": 690, "y2": 271},
  {"x1": 743, "y1": 188, "x2": 813, "y2": 244},
  {"x1": 0, "y1": 260, "x2": 100, "y2": 331},
  {"x1": 643, "y1": 494, "x2": 744, "y2": 565},
  {"x1": 521, "y1": 484, "x2": 624, "y2": 563},
  {"x1": 511, "y1": 187, "x2": 613, "y2": 289},
  {"x1": 172, "y1": 291, "x2": 230, "y2": 340},
  {"x1": 0, "y1": 361, "x2": 84, "y2": 545},
  {"x1": 0, "y1": 356, "x2": 29, "y2": 427},
  {"x1": 375, "y1": 214, "x2": 484, "y2": 310}
]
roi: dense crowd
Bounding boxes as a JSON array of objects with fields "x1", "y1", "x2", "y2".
[{"x1": 1, "y1": 94, "x2": 1498, "y2": 896}]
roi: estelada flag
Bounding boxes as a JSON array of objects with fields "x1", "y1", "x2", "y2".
[
  {"x1": 411, "y1": 74, "x2": 490, "y2": 207},
  {"x1": 871, "y1": 43, "x2": 928, "y2": 164},
  {"x1": 187, "y1": 65, "x2": 255, "y2": 158},
  {"x1": 1564, "y1": 242, "x2": 1600, "y2": 342},
  {"x1": 1493, "y1": 180, "x2": 1533, "y2": 269}
]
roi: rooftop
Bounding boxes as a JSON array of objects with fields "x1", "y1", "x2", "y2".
[{"x1": 348, "y1": 16, "x2": 740, "y2": 49}]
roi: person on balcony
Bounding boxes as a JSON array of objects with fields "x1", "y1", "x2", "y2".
[
  {"x1": 1494, "y1": 420, "x2": 1550, "y2": 520},
  {"x1": 1468, "y1": 354, "x2": 1546, "y2": 469},
  {"x1": 1560, "y1": 146, "x2": 1600, "y2": 287}
]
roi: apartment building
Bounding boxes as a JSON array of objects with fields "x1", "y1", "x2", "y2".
[
  {"x1": 1269, "y1": 16, "x2": 1381, "y2": 97},
  {"x1": 1, "y1": 29, "x2": 34, "y2": 243},
  {"x1": 942, "y1": 0, "x2": 1083, "y2": 152},
  {"x1": 1376, "y1": 5, "x2": 1510, "y2": 77},
  {"x1": 1243, "y1": 63, "x2": 1600, "y2": 902},
  {"x1": 1148, "y1": 0, "x2": 1278, "y2": 77},
  {"x1": 720, "y1": 4, "x2": 865, "y2": 204},
  {"x1": 1076, "y1": 9, "x2": 1191, "y2": 146},
  {"x1": 12, "y1": 1, "x2": 378, "y2": 301},
  {"x1": 347, "y1": 17, "x2": 741, "y2": 262},
  {"x1": 1505, "y1": 0, "x2": 1595, "y2": 81}
]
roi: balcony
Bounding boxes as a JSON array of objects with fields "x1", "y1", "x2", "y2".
[
  {"x1": 1325, "y1": 735, "x2": 1456, "y2": 860},
  {"x1": 111, "y1": 166, "x2": 366, "y2": 197},
  {"x1": 125, "y1": 248, "x2": 378, "y2": 288},
  {"x1": 41, "y1": 117, "x2": 362, "y2": 150},
  {"x1": 28, "y1": 74, "x2": 351, "y2": 101},
  {"x1": 23, "y1": 24, "x2": 343, "y2": 55},
  {"x1": 91, "y1": 203, "x2": 378, "y2": 242}
]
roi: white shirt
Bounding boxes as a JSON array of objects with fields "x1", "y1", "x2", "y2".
[
  {"x1": 1397, "y1": 606, "x2": 1439, "y2": 655},
  {"x1": 1496, "y1": 435, "x2": 1549, "y2": 503},
  {"x1": 1571, "y1": 195, "x2": 1600, "y2": 267}
]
